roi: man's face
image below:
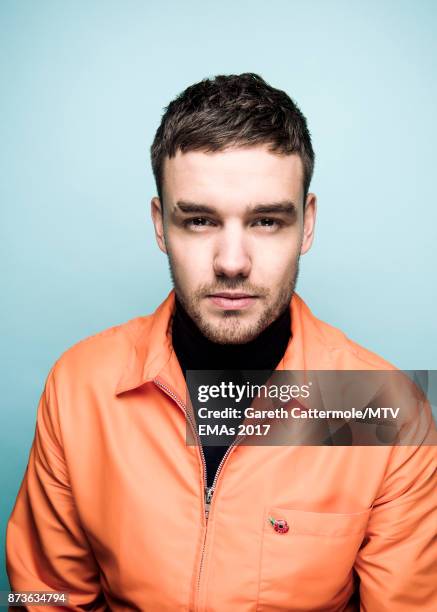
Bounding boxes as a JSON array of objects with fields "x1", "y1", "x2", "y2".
[{"x1": 151, "y1": 145, "x2": 316, "y2": 344}]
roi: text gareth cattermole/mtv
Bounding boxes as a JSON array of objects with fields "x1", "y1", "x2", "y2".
[{"x1": 196, "y1": 406, "x2": 401, "y2": 421}]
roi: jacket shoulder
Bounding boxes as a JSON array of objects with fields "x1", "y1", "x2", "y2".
[
  {"x1": 49, "y1": 314, "x2": 154, "y2": 386},
  {"x1": 299, "y1": 298, "x2": 397, "y2": 371}
]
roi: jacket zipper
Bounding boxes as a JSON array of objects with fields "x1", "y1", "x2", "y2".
[
  {"x1": 194, "y1": 432, "x2": 246, "y2": 611},
  {"x1": 153, "y1": 377, "x2": 246, "y2": 611},
  {"x1": 153, "y1": 377, "x2": 208, "y2": 487},
  {"x1": 204, "y1": 432, "x2": 245, "y2": 512}
]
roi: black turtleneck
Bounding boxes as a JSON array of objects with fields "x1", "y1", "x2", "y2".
[{"x1": 172, "y1": 296, "x2": 292, "y2": 487}]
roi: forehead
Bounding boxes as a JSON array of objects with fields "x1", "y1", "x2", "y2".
[{"x1": 162, "y1": 146, "x2": 304, "y2": 208}]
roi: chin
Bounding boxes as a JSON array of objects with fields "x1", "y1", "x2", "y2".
[{"x1": 198, "y1": 318, "x2": 263, "y2": 345}]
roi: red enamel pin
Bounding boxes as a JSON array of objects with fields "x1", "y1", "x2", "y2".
[{"x1": 268, "y1": 516, "x2": 289, "y2": 534}]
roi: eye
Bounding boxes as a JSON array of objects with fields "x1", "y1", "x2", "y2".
[
  {"x1": 183, "y1": 217, "x2": 216, "y2": 229},
  {"x1": 253, "y1": 218, "x2": 284, "y2": 229}
]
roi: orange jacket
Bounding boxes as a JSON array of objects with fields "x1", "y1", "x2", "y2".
[{"x1": 6, "y1": 291, "x2": 437, "y2": 611}]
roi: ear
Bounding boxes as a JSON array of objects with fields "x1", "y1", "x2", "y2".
[
  {"x1": 300, "y1": 193, "x2": 317, "y2": 255},
  {"x1": 151, "y1": 196, "x2": 167, "y2": 254}
]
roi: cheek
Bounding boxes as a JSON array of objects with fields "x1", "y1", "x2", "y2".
[
  {"x1": 253, "y1": 239, "x2": 300, "y2": 282},
  {"x1": 168, "y1": 238, "x2": 213, "y2": 285}
]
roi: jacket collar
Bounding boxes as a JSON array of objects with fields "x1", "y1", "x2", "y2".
[
  {"x1": 115, "y1": 289, "x2": 316, "y2": 397},
  {"x1": 115, "y1": 291, "x2": 177, "y2": 396}
]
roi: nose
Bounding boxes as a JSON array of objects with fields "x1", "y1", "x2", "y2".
[{"x1": 213, "y1": 222, "x2": 252, "y2": 278}]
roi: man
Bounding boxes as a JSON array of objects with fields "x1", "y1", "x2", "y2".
[{"x1": 6, "y1": 73, "x2": 436, "y2": 611}]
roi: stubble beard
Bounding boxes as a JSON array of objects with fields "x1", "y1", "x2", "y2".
[{"x1": 168, "y1": 257, "x2": 300, "y2": 345}]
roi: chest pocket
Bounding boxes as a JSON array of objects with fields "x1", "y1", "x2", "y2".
[{"x1": 257, "y1": 506, "x2": 371, "y2": 611}]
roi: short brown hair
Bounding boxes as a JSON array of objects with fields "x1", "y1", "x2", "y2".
[{"x1": 151, "y1": 72, "x2": 315, "y2": 203}]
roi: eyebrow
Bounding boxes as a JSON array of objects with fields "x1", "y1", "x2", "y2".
[
  {"x1": 175, "y1": 200, "x2": 297, "y2": 215},
  {"x1": 175, "y1": 201, "x2": 217, "y2": 214},
  {"x1": 251, "y1": 201, "x2": 297, "y2": 215}
]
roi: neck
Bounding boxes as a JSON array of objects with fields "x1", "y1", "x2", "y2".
[{"x1": 171, "y1": 296, "x2": 292, "y2": 375}]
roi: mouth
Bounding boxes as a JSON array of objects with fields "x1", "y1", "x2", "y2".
[{"x1": 207, "y1": 292, "x2": 258, "y2": 310}]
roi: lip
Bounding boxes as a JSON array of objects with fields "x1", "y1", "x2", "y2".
[
  {"x1": 207, "y1": 293, "x2": 258, "y2": 310},
  {"x1": 210, "y1": 292, "x2": 255, "y2": 299}
]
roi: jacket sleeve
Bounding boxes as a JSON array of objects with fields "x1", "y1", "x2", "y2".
[
  {"x1": 6, "y1": 367, "x2": 108, "y2": 611},
  {"x1": 354, "y1": 440, "x2": 437, "y2": 611}
]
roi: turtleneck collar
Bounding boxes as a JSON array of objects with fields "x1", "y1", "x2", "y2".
[{"x1": 171, "y1": 295, "x2": 292, "y2": 375}]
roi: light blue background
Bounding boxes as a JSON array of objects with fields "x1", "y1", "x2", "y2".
[{"x1": 1, "y1": 0, "x2": 436, "y2": 590}]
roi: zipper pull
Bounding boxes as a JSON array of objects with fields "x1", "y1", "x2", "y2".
[{"x1": 204, "y1": 487, "x2": 214, "y2": 519}]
